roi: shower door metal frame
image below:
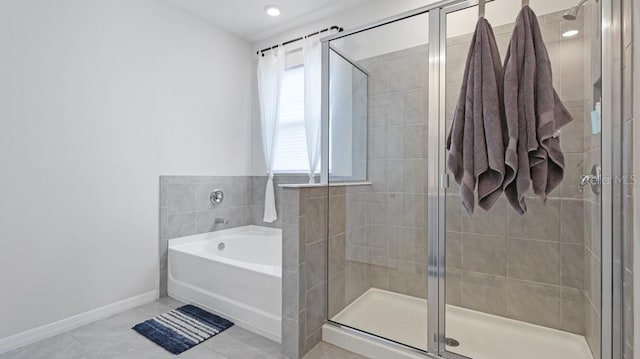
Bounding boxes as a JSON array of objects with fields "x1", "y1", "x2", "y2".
[
  {"x1": 601, "y1": 0, "x2": 624, "y2": 358},
  {"x1": 319, "y1": 0, "x2": 623, "y2": 357},
  {"x1": 322, "y1": 5, "x2": 441, "y2": 357},
  {"x1": 434, "y1": 1, "x2": 621, "y2": 359}
]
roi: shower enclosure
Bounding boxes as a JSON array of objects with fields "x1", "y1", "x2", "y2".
[{"x1": 320, "y1": 0, "x2": 624, "y2": 358}]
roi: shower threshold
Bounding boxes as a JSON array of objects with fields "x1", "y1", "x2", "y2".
[{"x1": 328, "y1": 288, "x2": 594, "y2": 359}]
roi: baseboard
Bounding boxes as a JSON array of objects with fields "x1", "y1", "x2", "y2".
[{"x1": 0, "y1": 290, "x2": 159, "y2": 354}]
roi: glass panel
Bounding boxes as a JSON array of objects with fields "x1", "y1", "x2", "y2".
[
  {"x1": 327, "y1": 11, "x2": 430, "y2": 351},
  {"x1": 443, "y1": 1, "x2": 602, "y2": 359},
  {"x1": 329, "y1": 49, "x2": 368, "y2": 182}
]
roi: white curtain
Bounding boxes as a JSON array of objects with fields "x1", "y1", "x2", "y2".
[
  {"x1": 303, "y1": 37, "x2": 322, "y2": 184},
  {"x1": 257, "y1": 47, "x2": 285, "y2": 223}
]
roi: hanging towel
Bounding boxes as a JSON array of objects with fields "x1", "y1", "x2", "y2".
[
  {"x1": 447, "y1": 18, "x2": 506, "y2": 216},
  {"x1": 502, "y1": 6, "x2": 573, "y2": 214}
]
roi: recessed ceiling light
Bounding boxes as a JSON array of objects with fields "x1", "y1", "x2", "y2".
[
  {"x1": 562, "y1": 29, "x2": 579, "y2": 38},
  {"x1": 265, "y1": 5, "x2": 281, "y2": 17}
]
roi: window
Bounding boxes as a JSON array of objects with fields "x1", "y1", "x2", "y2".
[
  {"x1": 272, "y1": 66, "x2": 318, "y2": 173},
  {"x1": 272, "y1": 62, "x2": 366, "y2": 180}
]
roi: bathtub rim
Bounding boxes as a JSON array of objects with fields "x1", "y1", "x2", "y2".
[{"x1": 168, "y1": 225, "x2": 282, "y2": 278}]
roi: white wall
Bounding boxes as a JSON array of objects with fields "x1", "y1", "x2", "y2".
[
  {"x1": 250, "y1": 0, "x2": 433, "y2": 174},
  {"x1": 252, "y1": 0, "x2": 577, "y2": 61},
  {"x1": 249, "y1": 0, "x2": 579, "y2": 173},
  {"x1": 0, "y1": 0, "x2": 253, "y2": 340}
]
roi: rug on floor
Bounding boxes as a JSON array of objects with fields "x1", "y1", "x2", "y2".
[{"x1": 132, "y1": 304, "x2": 234, "y2": 355}]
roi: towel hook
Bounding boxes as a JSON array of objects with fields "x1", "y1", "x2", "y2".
[
  {"x1": 478, "y1": 0, "x2": 486, "y2": 17},
  {"x1": 522, "y1": 0, "x2": 529, "y2": 7}
]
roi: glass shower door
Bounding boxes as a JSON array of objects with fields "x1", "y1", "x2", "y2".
[
  {"x1": 440, "y1": 1, "x2": 603, "y2": 359},
  {"x1": 322, "y1": 0, "x2": 612, "y2": 357},
  {"x1": 326, "y1": 11, "x2": 432, "y2": 353}
]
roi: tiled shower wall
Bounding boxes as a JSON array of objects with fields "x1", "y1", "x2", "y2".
[
  {"x1": 339, "y1": 45, "x2": 430, "y2": 306},
  {"x1": 327, "y1": 44, "x2": 431, "y2": 320},
  {"x1": 327, "y1": 9, "x2": 602, "y2": 340},
  {"x1": 158, "y1": 174, "x2": 309, "y2": 296},
  {"x1": 329, "y1": 13, "x2": 600, "y2": 334},
  {"x1": 327, "y1": 185, "x2": 372, "y2": 318}
]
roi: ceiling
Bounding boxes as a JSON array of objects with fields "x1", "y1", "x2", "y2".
[{"x1": 165, "y1": 0, "x2": 371, "y2": 43}]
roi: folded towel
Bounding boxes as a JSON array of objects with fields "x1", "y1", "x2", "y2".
[
  {"x1": 502, "y1": 6, "x2": 573, "y2": 214},
  {"x1": 447, "y1": 18, "x2": 505, "y2": 216}
]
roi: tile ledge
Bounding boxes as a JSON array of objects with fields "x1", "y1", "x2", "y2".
[{"x1": 279, "y1": 182, "x2": 372, "y2": 188}]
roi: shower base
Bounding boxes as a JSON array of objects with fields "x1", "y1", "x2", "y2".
[{"x1": 328, "y1": 288, "x2": 594, "y2": 359}]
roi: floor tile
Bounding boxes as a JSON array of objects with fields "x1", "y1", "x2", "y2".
[
  {"x1": 0, "y1": 299, "x2": 360, "y2": 359},
  {"x1": 68, "y1": 302, "x2": 171, "y2": 352},
  {"x1": 0, "y1": 333, "x2": 92, "y2": 359},
  {"x1": 0, "y1": 299, "x2": 287, "y2": 359},
  {"x1": 302, "y1": 342, "x2": 362, "y2": 359}
]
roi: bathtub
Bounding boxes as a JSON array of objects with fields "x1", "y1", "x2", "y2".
[{"x1": 168, "y1": 225, "x2": 282, "y2": 342}]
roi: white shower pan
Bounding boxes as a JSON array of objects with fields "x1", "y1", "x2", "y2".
[{"x1": 325, "y1": 288, "x2": 594, "y2": 359}]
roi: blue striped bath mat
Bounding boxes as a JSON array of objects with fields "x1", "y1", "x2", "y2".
[{"x1": 132, "y1": 304, "x2": 234, "y2": 355}]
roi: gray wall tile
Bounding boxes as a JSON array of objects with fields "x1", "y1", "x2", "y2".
[
  {"x1": 283, "y1": 223, "x2": 301, "y2": 272},
  {"x1": 507, "y1": 199, "x2": 561, "y2": 241},
  {"x1": 282, "y1": 317, "x2": 302, "y2": 359},
  {"x1": 461, "y1": 272, "x2": 508, "y2": 317},
  {"x1": 329, "y1": 233, "x2": 347, "y2": 275},
  {"x1": 446, "y1": 269, "x2": 463, "y2": 306},
  {"x1": 461, "y1": 198, "x2": 508, "y2": 237},
  {"x1": 562, "y1": 244, "x2": 585, "y2": 289},
  {"x1": 561, "y1": 288, "x2": 586, "y2": 334},
  {"x1": 283, "y1": 270, "x2": 300, "y2": 319},
  {"x1": 305, "y1": 283, "x2": 326, "y2": 348},
  {"x1": 507, "y1": 239, "x2": 561, "y2": 285},
  {"x1": 166, "y1": 212, "x2": 196, "y2": 239},
  {"x1": 167, "y1": 183, "x2": 196, "y2": 214},
  {"x1": 305, "y1": 240, "x2": 327, "y2": 290},
  {"x1": 446, "y1": 232, "x2": 462, "y2": 270},
  {"x1": 305, "y1": 197, "x2": 327, "y2": 244},
  {"x1": 506, "y1": 279, "x2": 562, "y2": 329},
  {"x1": 344, "y1": 263, "x2": 368, "y2": 303},
  {"x1": 462, "y1": 234, "x2": 507, "y2": 276},
  {"x1": 561, "y1": 199, "x2": 585, "y2": 244}
]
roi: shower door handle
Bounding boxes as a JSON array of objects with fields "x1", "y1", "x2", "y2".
[
  {"x1": 440, "y1": 173, "x2": 450, "y2": 189},
  {"x1": 578, "y1": 164, "x2": 602, "y2": 194}
]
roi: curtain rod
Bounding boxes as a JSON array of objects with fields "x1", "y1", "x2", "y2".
[{"x1": 257, "y1": 26, "x2": 344, "y2": 56}]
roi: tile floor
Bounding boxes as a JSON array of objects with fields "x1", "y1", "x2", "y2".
[{"x1": 0, "y1": 298, "x2": 363, "y2": 359}]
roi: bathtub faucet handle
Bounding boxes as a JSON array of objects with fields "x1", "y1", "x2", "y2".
[{"x1": 214, "y1": 218, "x2": 229, "y2": 225}]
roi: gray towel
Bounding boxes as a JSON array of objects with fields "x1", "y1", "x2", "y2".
[
  {"x1": 447, "y1": 18, "x2": 505, "y2": 216},
  {"x1": 502, "y1": 6, "x2": 573, "y2": 214}
]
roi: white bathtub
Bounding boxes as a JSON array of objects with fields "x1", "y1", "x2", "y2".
[{"x1": 168, "y1": 225, "x2": 282, "y2": 342}]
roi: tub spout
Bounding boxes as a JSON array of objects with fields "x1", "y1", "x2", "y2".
[{"x1": 214, "y1": 218, "x2": 229, "y2": 225}]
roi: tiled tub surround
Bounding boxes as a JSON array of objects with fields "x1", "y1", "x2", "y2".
[
  {"x1": 280, "y1": 186, "x2": 329, "y2": 359},
  {"x1": 159, "y1": 174, "x2": 309, "y2": 296},
  {"x1": 279, "y1": 184, "x2": 374, "y2": 359}
]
